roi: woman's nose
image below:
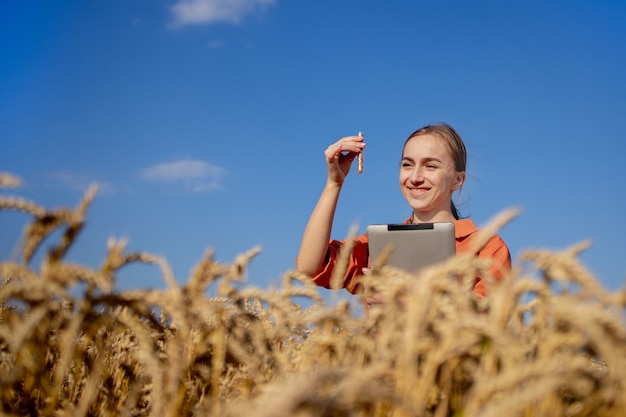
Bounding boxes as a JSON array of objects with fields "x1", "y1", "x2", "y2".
[{"x1": 409, "y1": 167, "x2": 424, "y2": 183}]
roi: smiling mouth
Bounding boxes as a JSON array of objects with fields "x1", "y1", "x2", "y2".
[{"x1": 408, "y1": 187, "x2": 429, "y2": 196}]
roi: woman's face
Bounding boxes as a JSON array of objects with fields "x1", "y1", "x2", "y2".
[{"x1": 399, "y1": 134, "x2": 465, "y2": 222}]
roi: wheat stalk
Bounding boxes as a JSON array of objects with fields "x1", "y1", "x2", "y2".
[{"x1": 1, "y1": 172, "x2": 624, "y2": 417}]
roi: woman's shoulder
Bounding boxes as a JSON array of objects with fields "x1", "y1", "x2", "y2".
[
  {"x1": 454, "y1": 218, "x2": 510, "y2": 253},
  {"x1": 453, "y1": 218, "x2": 479, "y2": 238}
]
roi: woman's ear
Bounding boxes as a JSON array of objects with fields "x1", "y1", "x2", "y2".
[{"x1": 453, "y1": 172, "x2": 466, "y2": 191}]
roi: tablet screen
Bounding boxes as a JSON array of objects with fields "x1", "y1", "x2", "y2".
[{"x1": 367, "y1": 222, "x2": 456, "y2": 273}]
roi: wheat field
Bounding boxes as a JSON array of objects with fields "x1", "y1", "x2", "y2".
[{"x1": 1, "y1": 173, "x2": 625, "y2": 417}]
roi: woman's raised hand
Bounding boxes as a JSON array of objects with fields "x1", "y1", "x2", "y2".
[{"x1": 324, "y1": 133, "x2": 365, "y2": 186}]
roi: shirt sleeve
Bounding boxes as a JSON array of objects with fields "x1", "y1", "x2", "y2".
[
  {"x1": 472, "y1": 235, "x2": 512, "y2": 297},
  {"x1": 310, "y1": 234, "x2": 370, "y2": 294}
]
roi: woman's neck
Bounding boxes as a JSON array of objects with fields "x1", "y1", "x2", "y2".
[{"x1": 411, "y1": 210, "x2": 456, "y2": 224}]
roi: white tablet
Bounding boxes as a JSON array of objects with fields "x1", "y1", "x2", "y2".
[{"x1": 367, "y1": 222, "x2": 456, "y2": 273}]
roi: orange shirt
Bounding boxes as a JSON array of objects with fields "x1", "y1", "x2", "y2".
[{"x1": 310, "y1": 218, "x2": 511, "y2": 298}]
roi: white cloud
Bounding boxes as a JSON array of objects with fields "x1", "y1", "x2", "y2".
[
  {"x1": 47, "y1": 171, "x2": 115, "y2": 195},
  {"x1": 168, "y1": 0, "x2": 276, "y2": 28},
  {"x1": 141, "y1": 159, "x2": 225, "y2": 192},
  {"x1": 208, "y1": 38, "x2": 225, "y2": 48}
]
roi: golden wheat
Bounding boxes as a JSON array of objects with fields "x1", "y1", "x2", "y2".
[{"x1": 0, "y1": 174, "x2": 624, "y2": 417}]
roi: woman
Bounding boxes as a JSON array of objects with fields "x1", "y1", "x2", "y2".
[{"x1": 296, "y1": 123, "x2": 511, "y2": 299}]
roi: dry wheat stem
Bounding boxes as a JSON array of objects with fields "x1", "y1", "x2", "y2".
[
  {"x1": 329, "y1": 224, "x2": 358, "y2": 290},
  {"x1": 1, "y1": 175, "x2": 625, "y2": 417},
  {"x1": 0, "y1": 173, "x2": 22, "y2": 188}
]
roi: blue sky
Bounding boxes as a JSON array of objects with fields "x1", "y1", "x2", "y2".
[{"x1": 1, "y1": 0, "x2": 625, "y2": 296}]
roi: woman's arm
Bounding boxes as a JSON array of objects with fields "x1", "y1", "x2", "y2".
[
  {"x1": 296, "y1": 134, "x2": 365, "y2": 276},
  {"x1": 296, "y1": 181, "x2": 342, "y2": 276}
]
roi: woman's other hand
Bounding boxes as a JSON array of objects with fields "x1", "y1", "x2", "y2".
[{"x1": 361, "y1": 267, "x2": 386, "y2": 307}]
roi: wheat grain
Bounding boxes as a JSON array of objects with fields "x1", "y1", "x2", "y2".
[
  {"x1": 0, "y1": 173, "x2": 22, "y2": 188},
  {"x1": 0, "y1": 173, "x2": 625, "y2": 416}
]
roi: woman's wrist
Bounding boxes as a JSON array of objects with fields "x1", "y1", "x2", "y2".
[{"x1": 324, "y1": 179, "x2": 343, "y2": 192}]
